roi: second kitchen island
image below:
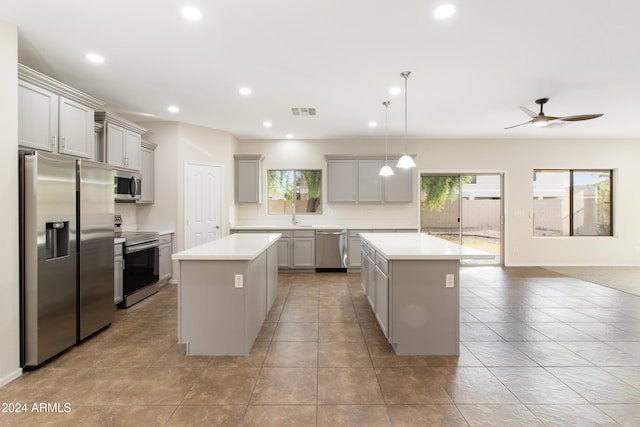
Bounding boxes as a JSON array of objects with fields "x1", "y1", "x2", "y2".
[
  {"x1": 359, "y1": 232, "x2": 493, "y2": 356},
  {"x1": 172, "y1": 233, "x2": 280, "y2": 356}
]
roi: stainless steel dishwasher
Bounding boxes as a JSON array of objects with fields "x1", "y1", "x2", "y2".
[{"x1": 315, "y1": 229, "x2": 348, "y2": 272}]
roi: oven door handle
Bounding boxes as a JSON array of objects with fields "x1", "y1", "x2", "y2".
[{"x1": 125, "y1": 241, "x2": 159, "y2": 254}]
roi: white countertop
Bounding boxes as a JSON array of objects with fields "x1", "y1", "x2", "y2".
[
  {"x1": 122, "y1": 224, "x2": 175, "y2": 235},
  {"x1": 172, "y1": 233, "x2": 281, "y2": 261},
  {"x1": 360, "y1": 232, "x2": 494, "y2": 260},
  {"x1": 230, "y1": 224, "x2": 418, "y2": 231}
]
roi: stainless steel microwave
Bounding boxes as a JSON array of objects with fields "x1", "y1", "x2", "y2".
[{"x1": 114, "y1": 170, "x2": 141, "y2": 202}]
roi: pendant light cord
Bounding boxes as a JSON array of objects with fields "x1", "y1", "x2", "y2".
[
  {"x1": 402, "y1": 71, "x2": 411, "y2": 152},
  {"x1": 383, "y1": 100, "x2": 390, "y2": 165}
]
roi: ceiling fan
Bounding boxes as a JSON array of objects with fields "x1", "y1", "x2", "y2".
[{"x1": 505, "y1": 98, "x2": 603, "y2": 129}]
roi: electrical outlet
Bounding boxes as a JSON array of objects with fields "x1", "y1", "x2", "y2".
[
  {"x1": 235, "y1": 274, "x2": 243, "y2": 288},
  {"x1": 445, "y1": 274, "x2": 454, "y2": 288}
]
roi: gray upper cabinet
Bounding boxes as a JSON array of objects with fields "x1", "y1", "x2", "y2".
[
  {"x1": 138, "y1": 140, "x2": 157, "y2": 204},
  {"x1": 18, "y1": 64, "x2": 104, "y2": 160},
  {"x1": 326, "y1": 155, "x2": 413, "y2": 203},
  {"x1": 235, "y1": 155, "x2": 264, "y2": 204},
  {"x1": 384, "y1": 163, "x2": 413, "y2": 203},
  {"x1": 327, "y1": 158, "x2": 357, "y2": 202},
  {"x1": 358, "y1": 159, "x2": 383, "y2": 202},
  {"x1": 95, "y1": 112, "x2": 147, "y2": 171}
]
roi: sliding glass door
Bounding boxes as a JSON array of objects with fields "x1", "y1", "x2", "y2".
[{"x1": 420, "y1": 174, "x2": 503, "y2": 265}]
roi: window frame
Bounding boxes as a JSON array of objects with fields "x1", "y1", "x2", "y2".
[
  {"x1": 267, "y1": 169, "x2": 322, "y2": 215},
  {"x1": 533, "y1": 169, "x2": 613, "y2": 237}
]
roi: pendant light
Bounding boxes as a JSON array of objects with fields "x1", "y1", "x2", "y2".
[
  {"x1": 379, "y1": 101, "x2": 394, "y2": 176},
  {"x1": 396, "y1": 71, "x2": 416, "y2": 169}
]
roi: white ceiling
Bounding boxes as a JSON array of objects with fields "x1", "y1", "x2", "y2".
[{"x1": 3, "y1": 0, "x2": 640, "y2": 140}]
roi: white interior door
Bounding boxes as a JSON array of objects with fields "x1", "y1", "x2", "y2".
[{"x1": 185, "y1": 162, "x2": 222, "y2": 249}]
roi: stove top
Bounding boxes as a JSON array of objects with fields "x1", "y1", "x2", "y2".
[{"x1": 117, "y1": 231, "x2": 159, "y2": 246}]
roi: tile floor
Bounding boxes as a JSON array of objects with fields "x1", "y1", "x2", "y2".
[{"x1": 1, "y1": 267, "x2": 639, "y2": 426}]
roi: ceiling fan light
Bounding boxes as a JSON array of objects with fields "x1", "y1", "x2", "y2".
[
  {"x1": 533, "y1": 118, "x2": 549, "y2": 128},
  {"x1": 379, "y1": 165, "x2": 394, "y2": 176},
  {"x1": 396, "y1": 154, "x2": 416, "y2": 169}
]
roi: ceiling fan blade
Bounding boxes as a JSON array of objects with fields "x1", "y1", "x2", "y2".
[
  {"x1": 504, "y1": 120, "x2": 533, "y2": 129},
  {"x1": 556, "y1": 113, "x2": 604, "y2": 122},
  {"x1": 520, "y1": 107, "x2": 538, "y2": 118}
]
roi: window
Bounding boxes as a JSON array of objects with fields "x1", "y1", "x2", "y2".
[
  {"x1": 533, "y1": 169, "x2": 612, "y2": 236},
  {"x1": 268, "y1": 170, "x2": 322, "y2": 214}
]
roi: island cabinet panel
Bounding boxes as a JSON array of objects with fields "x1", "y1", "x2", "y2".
[
  {"x1": 266, "y1": 244, "x2": 278, "y2": 312},
  {"x1": 174, "y1": 233, "x2": 280, "y2": 356},
  {"x1": 389, "y1": 260, "x2": 459, "y2": 355},
  {"x1": 178, "y1": 255, "x2": 268, "y2": 356},
  {"x1": 359, "y1": 232, "x2": 492, "y2": 356}
]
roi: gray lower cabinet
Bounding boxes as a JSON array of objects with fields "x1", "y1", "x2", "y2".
[
  {"x1": 374, "y1": 253, "x2": 389, "y2": 338},
  {"x1": 232, "y1": 229, "x2": 315, "y2": 270},
  {"x1": 114, "y1": 242, "x2": 123, "y2": 305},
  {"x1": 292, "y1": 231, "x2": 315, "y2": 269},
  {"x1": 365, "y1": 245, "x2": 376, "y2": 309},
  {"x1": 276, "y1": 232, "x2": 292, "y2": 268},
  {"x1": 158, "y1": 234, "x2": 173, "y2": 285}
]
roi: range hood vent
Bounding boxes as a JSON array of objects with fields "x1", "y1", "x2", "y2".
[{"x1": 291, "y1": 107, "x2": 316, "y2": 116}]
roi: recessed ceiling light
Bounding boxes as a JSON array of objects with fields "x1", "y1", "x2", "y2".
[
  {"x1": 168, "y1": 105, "x2": 180, "y2": 113},
  {"x1": 238, "y1": 87, "x2": 252, "y2": 96},
  {"x1": 85, "y1": 53, "x2": 104, "y2": 63},
  {"x1": 286, "y1": 134, "x2": 294, "y2": 139},
  {"x1": 182, "y1": 7, "x2": 203, "y2": 21},
  {"x1": 368, "y1": 121, "x2": 378, "y2": 128},
  {"x1": 263, "y1": 121, "x2": 272, "y2": 128},
  {"x1": 434, "y1": 4, "x2": 456, "y2": 20},
  {"x1": 389, "y1": 87, "x2": 401, "y2": 95}
]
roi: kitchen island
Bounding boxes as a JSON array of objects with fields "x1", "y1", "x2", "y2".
[
  {"x1": 172, "y1": 233, "x2": 280, "y2": 355},
  {"x1": 359, "y1": 232, "x2": 493, "y2": 356}
]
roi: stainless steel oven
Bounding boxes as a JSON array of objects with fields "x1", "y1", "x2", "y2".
[
  {"x1": 121, "y1": 232, "x2": 159, "y2": 307},
  {"x1": 114, "y1": 170, "x2": 141, "y2": 202}
]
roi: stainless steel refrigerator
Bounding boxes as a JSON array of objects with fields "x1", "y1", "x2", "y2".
[
  {"x1": 77, "y1": 159, "x2": 115, "y2": 341},
  {"x1": 19, "y1": 151, "x2": 114, "y2": 368}
]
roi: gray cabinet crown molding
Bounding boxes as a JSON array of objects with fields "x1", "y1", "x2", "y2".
[
  {"x1": 141, "y1": 139, "x2": 158, "y2": 150},
  {"x1": 234, "y1": 154, "x2": 264, "y2": 161},
  {"x1": 324, "y1": 154, "x2": 414, "y2": 161},
  {"x1": 18, "y1": 63, "x2": 104, "y2": 110},
  {"x1": 94, "y1": 111, "x2": 148, "y2": 135}
]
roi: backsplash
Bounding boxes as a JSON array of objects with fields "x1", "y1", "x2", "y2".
[{"x1": 114, "y1": 203, "x2": 137, "y2": 230}]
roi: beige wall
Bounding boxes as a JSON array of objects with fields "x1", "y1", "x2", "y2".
[
  {"x1": 236, "y1": 137, "x2": 640, "y2": 266},
  {"x1": 138, "y1": 121, "x2": 238, "y2": 256},
  {"x1": 0, "y1": 19, "x2": 20, "y2": 386}
]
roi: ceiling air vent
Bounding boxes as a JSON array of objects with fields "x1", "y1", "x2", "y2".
[{"x1": 291, "y1": 107, "x2": 316, "y2": 116}]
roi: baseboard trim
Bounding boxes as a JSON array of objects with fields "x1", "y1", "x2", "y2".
[{"x1": 0, "y1": 367, "x2": 22, "y2": 388}]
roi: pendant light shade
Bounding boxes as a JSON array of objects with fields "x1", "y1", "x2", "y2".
[
  {"x1": 396, "y1": 71, "x2": 416, "y2": 169},
  {"x1": 379, "y1": 165, "x2": 394, "y2": 176},
  {"x1": 396, "y1": 154, "x2": 416, "y2": 168},
  {"x1": 379, "y1": 101, "x2": 394, "y2": 177}
]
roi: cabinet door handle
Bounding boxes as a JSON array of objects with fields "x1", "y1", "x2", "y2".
[
  {"x1": 60, "y1": 136, "x2": 66, "y2": 149},
  {"x1": 51, "y1": 135, "x2": 57, "y2": 147}
]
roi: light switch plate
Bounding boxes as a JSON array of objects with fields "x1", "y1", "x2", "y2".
[
  {"x1": 235, "y1": 274, "x2": 243, "y2": 288},
  {"x1": 445, "y1": 274, "x2": 455, "y2": 288}
]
